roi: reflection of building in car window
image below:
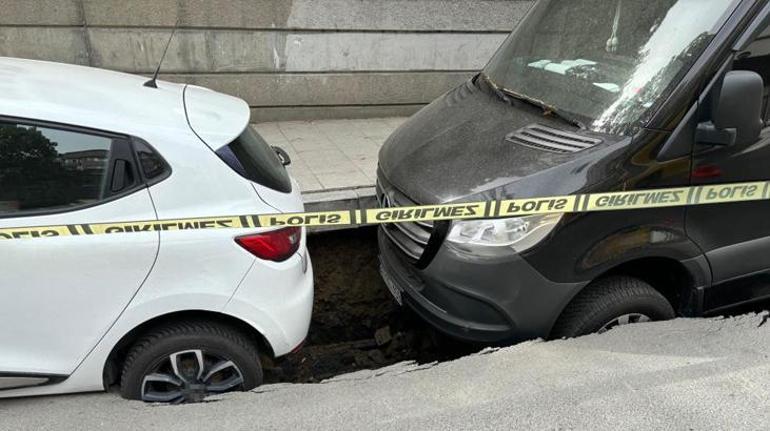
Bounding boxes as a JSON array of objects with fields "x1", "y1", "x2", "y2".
[
  {"x1": 0, "y1": 123, "x2": 112, "y2": 215},
  {"x1": 59, "y1": 150, "x2": 110, "y2": 171},
  {"x1": 58, "y1": 149, "x2": 111, "y2": 203}
]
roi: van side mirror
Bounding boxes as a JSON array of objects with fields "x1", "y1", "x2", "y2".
[{"x1": 696, "y1": 70, "x2": 764, "y2": 147}]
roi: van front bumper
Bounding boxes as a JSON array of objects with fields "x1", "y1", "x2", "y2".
[{"x1": 378, "y1": 228, "x2": 585, "y2": 343}]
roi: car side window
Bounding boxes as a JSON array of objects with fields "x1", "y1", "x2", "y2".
[{"x1": 0, "y1": 122, "x2": 116, "y2": 216}]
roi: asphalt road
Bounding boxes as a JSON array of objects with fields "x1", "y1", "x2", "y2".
[{"x1": 2, "y1": 313, "x2": 769, "y2": 430}]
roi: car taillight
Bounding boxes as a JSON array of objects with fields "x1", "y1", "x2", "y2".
[{"x1": 235, "y1": 227, "x2": 301, "y2": 262}]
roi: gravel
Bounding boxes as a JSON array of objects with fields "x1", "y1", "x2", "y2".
[{"x1": 2, "y1": 312, "x2": 770, "y2": 430}]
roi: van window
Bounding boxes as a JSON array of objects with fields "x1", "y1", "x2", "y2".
[
  {"x1": 483, "y1": 0, "x2": 741, "y2": 135},
  {"x1": 215, "y1": 126, "x2": 292, "y2": 193},
  {"x1": 0, "y1": 122, "x2": 113, "y2": 215},
  {"x1": 735, "y1": 26, "x2": 770, "y2": 122}
]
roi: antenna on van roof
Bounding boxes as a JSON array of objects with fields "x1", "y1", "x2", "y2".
[{"x1": 144, "y1": 20, "x2": 179, "y2": 89}]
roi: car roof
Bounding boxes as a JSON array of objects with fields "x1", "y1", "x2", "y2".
[{"x1": 0, "y1": 57, "x2": 190, "y2": 138}]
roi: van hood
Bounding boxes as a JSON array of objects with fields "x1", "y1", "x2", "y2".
[{"x1": 378, "y1": 78, "x2": 626, "y2": 205}]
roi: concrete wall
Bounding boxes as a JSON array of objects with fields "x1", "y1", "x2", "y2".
[{"x1": 0, "y1": 0, "x2": 533, "y2": 122}]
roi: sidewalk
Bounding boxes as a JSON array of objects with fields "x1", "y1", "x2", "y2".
[{"x1": 253, "y1": 117, "x2": 407, "y2": 218}]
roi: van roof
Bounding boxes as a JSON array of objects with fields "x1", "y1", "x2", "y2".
[{"x1": 0, "y1": 57, "x2": 247, "y2": 146}]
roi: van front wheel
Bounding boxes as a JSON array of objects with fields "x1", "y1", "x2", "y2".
[{"x1": 550, "y1": 276, "x2": 675, "y2": 339}]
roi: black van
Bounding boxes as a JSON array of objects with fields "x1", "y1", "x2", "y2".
[{"x1": 377, "y1": 0, "x2": 770, "y2": 343}]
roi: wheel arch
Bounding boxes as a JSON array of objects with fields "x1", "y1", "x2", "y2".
[
  {"x1": 600, "y1": 257, "x2": 697, "y2": 313},
  {"x1": 101, "y1": 310, "x2": 275, "y2": 390},
  {"x1": 569, "y1": 255, "x2": 707, "y2": 319}
]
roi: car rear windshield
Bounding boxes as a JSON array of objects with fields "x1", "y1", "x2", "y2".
[{"x1": 216, "y1": 126, "x2": 292, "y2": 193}]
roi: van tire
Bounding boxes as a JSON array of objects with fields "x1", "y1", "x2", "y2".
[
  {"x1": 550, "y1": 276, "x2": 675, "y2": 339},
  {"x1": 120, "y1": 320, "x2": 263, "y2": 402}
]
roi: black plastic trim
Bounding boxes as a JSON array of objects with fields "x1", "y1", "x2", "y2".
[
  {"x1": 130, "y1": 137, "x2": 173, "y2": 186},
  {"x1": 107, "y1": 136, "x2": 140, "y2": 197},
  {"x1": 0, "y1": 372, "x2": 68, "y2": 391},
  {"x1": 655, "y1": 103, "x2": 696, "y2": 161},
  {"x1": 734, "y1": 0, "x2": 770, "y2": 51},
  {"x1": 506, "y1": 124, "x2": 602, "y2": 154},
  {"x1": 416, "y1": 220, "x2": 449, "y2": 270},
  {"x1": 0, "y1": 115, "x2": 129, "y2": 140}
]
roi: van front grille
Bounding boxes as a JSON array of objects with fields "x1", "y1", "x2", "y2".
[
  {"x1": 506, "y1": 124, "x2": 602, "y2": 154},
  {"x1": 376, "y1": 177, "x2": 434, "y2": 264}
]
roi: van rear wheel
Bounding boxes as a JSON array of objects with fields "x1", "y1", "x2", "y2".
[
  {"x1": 120, "y1": 321, "x2": 263, "y2": 403},
  {"x1": 550, "y1": 276, "x2": 675, "y2": 339}
]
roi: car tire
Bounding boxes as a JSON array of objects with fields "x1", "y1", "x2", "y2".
[
  {"x1": 550, "y1": 276, "x2": 675, "y2": 339},
  {"x1": 120, "y1": 320, "x2": 263, "y2": 403}
]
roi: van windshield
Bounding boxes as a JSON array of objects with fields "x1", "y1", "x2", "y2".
[{"x1": 483, "y1": 0, "x2": 740, "y2": 135}]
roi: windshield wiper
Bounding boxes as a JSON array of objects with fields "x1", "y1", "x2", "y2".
[{"x1": 480, "y1": 73, "x2": 587, "y2": 130}]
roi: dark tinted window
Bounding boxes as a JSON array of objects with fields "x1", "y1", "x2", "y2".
[
  {"x1": 0, "y1": 122, "x2": 113, "y2": 215},
  {"x1": 216, "y1": 126, "x2": 292, "y2": 193},
  {"x1": 735, "y1": 27, "x2": 770, "y2": 122},
  {"x1": 134, "y1": 140, "x2": 168, "y2": 180}
]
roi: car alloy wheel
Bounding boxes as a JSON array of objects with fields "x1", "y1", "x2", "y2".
[
  {"x1": 598, "y1": 313, "x2": 651, "y2": 334},
  {"x1": 141, "y1": 349, "x2": 244, "y2": 403}
]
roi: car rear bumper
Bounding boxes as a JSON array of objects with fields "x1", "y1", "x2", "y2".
[
  {"x1": 224, "y1": 249, "x2": 314, "y2": 357},
  {"x1": 378, "y1": 228, "x2": 585, "y2": 343}
]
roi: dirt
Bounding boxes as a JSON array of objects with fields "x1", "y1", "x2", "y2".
[
  {"x1": 264, "y1": 227, "x2": 476, "y2": 384},
  {"x1": 264, "y1": 227, "x2": 770, "y2": 384}
]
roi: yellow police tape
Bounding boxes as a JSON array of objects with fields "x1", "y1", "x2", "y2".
[{"x1": 1, "y1": 181, "x2": 768, "y2": 241}]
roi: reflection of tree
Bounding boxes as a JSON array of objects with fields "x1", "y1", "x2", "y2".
[
  {"x1": 592, "y1": 32, "x2": 712, "y2": 134},
  {"x1": 0, "y1": 125, "x2": 59, "y2": 174},
  {"x1": 0, "y1": 125, "x2": 104, "y2": 211},
  {"x1": 0, "y1": 125, "x2": 60, "y2": 209}
]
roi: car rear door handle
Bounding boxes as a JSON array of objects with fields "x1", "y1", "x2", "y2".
[{"x1": 111, "y1": 159, "x2": 128, "y2": 192}]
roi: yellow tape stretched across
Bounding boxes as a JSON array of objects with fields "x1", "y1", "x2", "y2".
[{"x1": 1, "y1": 181, "x2": 769, "y2": 241}]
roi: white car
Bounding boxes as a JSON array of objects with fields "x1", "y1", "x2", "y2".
[{"x1": 0, "y1": 57, "x2": 313, "y2": 402}]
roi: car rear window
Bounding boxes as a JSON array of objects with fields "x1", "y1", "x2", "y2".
[{"x1": 215, "y1": 126, "x2": 292, "y2": 193}]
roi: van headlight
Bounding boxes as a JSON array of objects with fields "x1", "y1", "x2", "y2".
[{"x1": 447, "y1": 214, "x2": 563, "y2": 252}]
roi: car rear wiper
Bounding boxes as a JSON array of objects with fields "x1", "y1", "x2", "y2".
[{"x1": 480, "y1": 73, "x2": 587, "y2": 130}]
